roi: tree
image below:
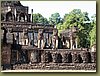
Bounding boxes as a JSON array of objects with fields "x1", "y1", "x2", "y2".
[
  {"x1": 63, "y1": 14, "x2": 68, "y2": 22},
  {"x1": 57, "y1": 9, "x2": 92, "y2": 48},
  {"x1": 33, "y1": 13, "x2": 49, "y2": 24},
  {"x1": 49, "y1": 13, "x2": 63, "y2": 25},
  {"x1": 89, "y1": 14, "x2": 96, "y2": 46}
]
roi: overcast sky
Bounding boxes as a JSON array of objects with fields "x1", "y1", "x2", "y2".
[{"x1": 20, "y1": 1, "x2": 96, "y2": 20}]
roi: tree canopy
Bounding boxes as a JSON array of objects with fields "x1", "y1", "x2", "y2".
[
  {"x1": 56, "y1": 9, "x2": 96, "y2": 48},
  {"x1": 89, "y1": 14, "x2": 96, "y2": 46},
  {"x1": 49, "y1": 12, "x2": 63, "y2": 25},
  {"x1": 33, "y1": 13, "x2": 49, "y2": 24}
]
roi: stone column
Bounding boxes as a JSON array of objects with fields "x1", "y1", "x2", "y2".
[
  {"x1": 70, "y1": 38, "x2": 73, "y2": 49},
  {"x1": 38, "y1": 29, "x2": 44, "y2": 49},
  {"x1": 56, "y1": 40, "x2": 58, "y2": 49},
  {"x1": 25, "y1": 15, "x2": 27, "y2": 22},
  {"x1": 22, "y1": 29, "x2": 29, "y2": 45},
  {"x1": 32, "y1": 30, "x2": 34, "y2": 46},
  {"x1": 48, "y1": 33, "x2": 49, "y2": 44},
  {"x1": 66, "y1": 40, "x2": 70, "y2": 49},
  {"x1": 12, "y1": 33, "x2": 15, "y2": 44},
  {"x1": 52, "y1": 29, "x2": 58, "y2": 49},
  {"x1": 17, "y1": 14, "x2": 20, "y2": 22},
  {"x1": 28, "y1": 32, "x2": 31, "y2": 46},
  {"x1": 31, "y1": 9, "x2": 33, "y2": 23},
  {"x1": 3, "y1": 28, "x2": 7, "y2": 44},
  {"x1": 6, "y1": 30, "x2": 13, "y2": 44},
  {"x1": 12, "y1": 11, "x2": 15, "y2": 22},
  {"x1": 75, "y1": 38, "x2": 78, "y2": 48},
  {"x1": 19, "y1": 33, "x2": 23, "y2": 45},
  {"x1": 27, "y1": 14, "x2": 31, "y2": 22},
  {"x1": 17, "y1": 51, "x2": 19, "y2": 63},
  {"x1": 16, "y1": 32, "x2": 19, "y2": 44},
  {"x1": 4, "y1": 14, "x2": 6, "y2": 21}
]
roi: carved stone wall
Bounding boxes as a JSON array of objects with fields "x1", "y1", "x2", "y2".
[
  {"x1": 28, "y1": 49, "x2": 96, "y2": 64},
  {"x1": 1, "y1": 48, "x2": 96, "y2": 70},
  {"x1": 12, "y1": 49, "x2": 96, "y2": 70}
]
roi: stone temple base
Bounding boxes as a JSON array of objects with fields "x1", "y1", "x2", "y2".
[{"x1": 12, "y1": 63, "x2": 96, "y2": 71}]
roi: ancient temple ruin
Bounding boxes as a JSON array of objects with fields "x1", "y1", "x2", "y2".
[
  {"x1": 60, "y1": 26, "x2": 78, "y2": 49},
  {"x1": 1, "y1": 1, "x2": 96, "y2": 71}
]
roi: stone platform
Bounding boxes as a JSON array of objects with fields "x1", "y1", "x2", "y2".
[{"x1": 13, "y1": 63, "x2": 96, "y2": 70}]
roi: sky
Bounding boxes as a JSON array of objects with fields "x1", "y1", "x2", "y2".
[{"x1": 20, "y1": 1, "x2": 96, "y2": 20}]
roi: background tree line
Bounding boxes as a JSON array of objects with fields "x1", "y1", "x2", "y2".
[{"x1": 32, "y1": 9, "x2": 96, "y2": 48}]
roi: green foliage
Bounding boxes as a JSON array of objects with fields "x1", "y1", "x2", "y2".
[
  {"x1": 56, "y1": 9, "x2": 95, "y2": 48},
  {"x1": 89, "y1": 14, "x2": 96, "y2": 46},
  {"x1": 33, "y1": 13, "x2": 49, "y2": 24},
  {"x1": 89, "y1": 25, "x2": 96, "y2": 46},
  {"x1": 49, "y1": 13, "x2": 63, "y2": 25}
]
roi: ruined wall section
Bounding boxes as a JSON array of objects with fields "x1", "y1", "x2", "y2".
[{"x1": 12, "y1": 49, "x2": 96, "y2": 70}]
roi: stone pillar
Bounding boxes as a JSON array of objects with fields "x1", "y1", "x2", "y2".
[
  {"x1": 18, "y1": 33, "x2": 22, "y2": 45},
  {"x1": 45, "y1": 33, "x2": 49, "y2": 46},
  {"x1": 75, "y1": 38, "x2": 78, "y2": 48},
  {"x1": 52, "y1": 29, "x2": 58, "y2": 49},
  {"x1": 56, "y1": 40, "x2": 58, "y2": 48},
  {"x1": 22, "y1": 29, "x2": 29, "y2": 45},
  {"x1": 25, "y1": 15, "x2": 27, "y2": 22},
  {"x1": 17, "y1": 14, "x2": 20, "y2": 22},
  {"x1": 66, "y1": 40, "x2": 70, "y2": 49},
  {"x1": 70, "y1": 38, "x2": 73, "y2": 49},
  {"x1": 32, "y1": 30, "x2": 34, "y2": 46},
  {"x1": 28, "y1": 33, "x2": 31, "y2": 46},
  {"x1": 3, "y1": 28, "x2": 7, "y2": 44},
  {"x1": 31, "y1": 9, "x2": 33, "y2": 23},
  {"x1": 16, "y1": 32, "x2": 19, "y2": 44},
  {"x1": 14, "y1": 8, "x2": 16, "y2": 21},
  {"x1": 12, "y1": 11, "x2": 15, "y2": 22},
  {"x1": 6, "y1": 30, "x2": 13, "y2": 44},
  {"x1": 27, "y1": 14, "x2": 31, "y2": 22},
  {"x1": 12, "y1": 33, "x2": 15, "y2": 44},
  {"x1": 17, "y1": 51, "x2": 19, "y2": 63},
  {"x1": 38, "y1": 29, "x2": 44, "y2": 49},
  {"x1": 4, "y1": 14, "x2": 6, "y2": 21},
  {"x1": 48, "y1": 33, "x2": 49, "y2": 44},
  {"x1": 49, "y1": 35, "x2": 52, "y2": 48}
]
